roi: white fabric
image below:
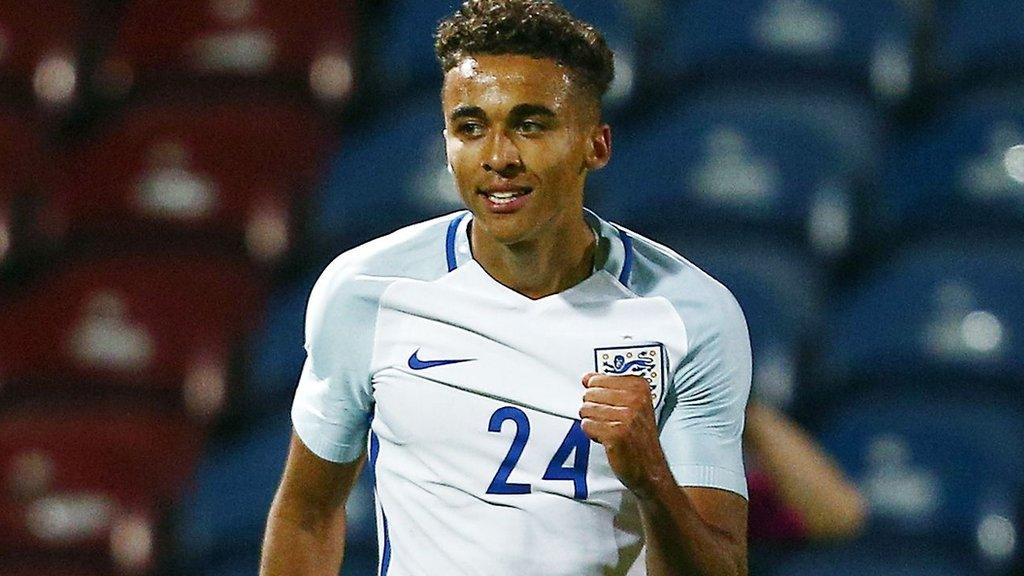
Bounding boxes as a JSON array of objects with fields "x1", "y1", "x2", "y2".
[{"x1": 292, "y1": 210, "x2": 751, "y2": 576}]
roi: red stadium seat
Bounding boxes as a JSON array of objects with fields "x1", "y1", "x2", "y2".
[
  {"x1": 0, "y1": 253, "x2": 265, "y2": 418},
  {"x1": 0, "y1": 404, "x2": 202, "y2": 573},
  {"x1": 59, "y1": 99, "x2": 329, "y2": 264},
  {"x1": 98, "y1": 0, "x2": 357, "y2": 104},
  {"x1": 0, "y1": 108, "x2": 61, "y2": 268},
  {"x1": 0, "y1": 0, "x2": 83, "y2": 109},
  {"x1": 0, "y1": 561, "x2": 110, "y2": 576}
]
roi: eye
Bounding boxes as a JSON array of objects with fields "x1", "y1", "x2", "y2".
[
  {"x1": 456, "y1": 121, "x2": 485, "y2": 137},
  {"x1": 518, "y1": 120, "x2": 545, "y2": 134}
]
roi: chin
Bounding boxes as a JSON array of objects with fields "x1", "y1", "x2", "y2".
[{"x1": 472, "y1": 213, "x2": 536, "y2": 245}]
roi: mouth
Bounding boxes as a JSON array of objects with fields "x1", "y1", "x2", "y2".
[{"x1": 477, "y1": 186, "x2": 533, "y2": 212}]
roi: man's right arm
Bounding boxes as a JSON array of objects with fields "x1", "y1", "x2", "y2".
[{"x1": 260, "y1": 432, "x2": 365, "y2": 576}]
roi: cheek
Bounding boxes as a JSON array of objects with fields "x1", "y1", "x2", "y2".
[
  {"x1": 532, "y1": 139, "x2": 584, "y2": 182},
  {"x1": 445, "y1": 142, "x2": 472, "y2": 178}
]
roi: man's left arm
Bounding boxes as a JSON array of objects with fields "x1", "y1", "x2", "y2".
[
  {"x1": 581, "y1": 374, "x2": 748, "y2": 576},
  {"x1": 580, "y1": 287, "x2": 751, "y2": 576}
]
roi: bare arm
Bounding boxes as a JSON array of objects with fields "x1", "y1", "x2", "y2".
[
  {"x1": 639, "y1": 484, "x2": 748, "y2": 576},
  {"x1": 260, "y1": 432, "x2": 365, "y2": 576},
  {"x1": 581, "y1": 373, "x2": 747, "y2": 576},
  {"x1": 743, "y1": 402, "x2": 866, "y2": 540}
]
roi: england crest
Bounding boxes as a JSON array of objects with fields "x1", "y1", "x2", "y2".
[{"x1": 594, "y1": 343, "x2": 667, "y2": 408}]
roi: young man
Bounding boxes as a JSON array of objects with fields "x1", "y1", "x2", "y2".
[{"x1": 261, "y1": 2, "x2": 751, "y2": 575}]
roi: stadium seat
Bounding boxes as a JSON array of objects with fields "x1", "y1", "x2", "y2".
[
  {"x1": 652, "y1": 0, "x2": 916, "y2": 102},
  {"x1": 0, "y1": 0, "x2": 83, "y2": 109},
  {"x1": 820, "y1": 239, "x2": 1024, "y2": 401},
  {"x1": 880, "y1": 88, "x2": 1024, "y2": 240},
  {"x1": 0, "y1": 109, "x2": 59, "y2": 269},
  {"x1": 311, "y1": 94, "x2": 463, "y2": 251},
  {"x1": 59, "y1": 99, "x2": 329, "y2": 265},
  {"x1": 98, "y1": 0, "x2": 357, "y2": 104},
  {"x1": 372, "y1": 0, "x2": 639, "y2": 110},
  {"x1": 816, "y1": 392, "x2": 1023, "y2": 571},
  {"x1": 0, "y1": 403, "x2": 203, "y2": 573},
  {"x1": 936, "y1": 0, "x2": 1024, "y2": 88},
  {"x1": 590, "y1": 88, "x2": 879, "y2": 261},
  {"x1": 176, "y1": 413, "x2": 377, "y2": 571},
  {"x1": 656, "y1": 237, "x2": 822, "y2": 409},
  {"x1": 0, "y1": 252, "x2": 265, "y2": 418},
  {"x1": 0, "y1": 561, "x2": 108, "y2": 576},
  {"x1": 194, "y1": 549, "x2": 379, "y2": 576},
  {"x1": 244, "y1": 271, "x2": 317, "y2": 411},
  {"x1": 766, "y1": 542, "x2": 983, "y2": 576}
]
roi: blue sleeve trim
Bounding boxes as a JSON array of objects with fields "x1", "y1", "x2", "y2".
[
  {"x1": 617, "y1": 228, "x2": 634, "y2": 287},
  {"x1": 370, "y1": 432, "x2": 392, "y2": 575},
  {"x1": 446, "y1": 212, "x2": 468, "y2": 272}
]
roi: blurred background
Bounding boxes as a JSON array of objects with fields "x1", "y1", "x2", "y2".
[{"x1": 1, "y1": 0, "x2": 1023, "y2": 574}]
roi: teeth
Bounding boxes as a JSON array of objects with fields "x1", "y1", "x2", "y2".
[
  {"x1": 485, "y1": 190, "x2": 528, "y2": 205},
  {"x1": 488, "y1": 194, "x2": 517, "y2": 204}
]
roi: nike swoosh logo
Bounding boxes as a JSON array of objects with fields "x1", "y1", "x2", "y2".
[{"x1": 408, "y1": 348, "x2": 475, "y2": 370}]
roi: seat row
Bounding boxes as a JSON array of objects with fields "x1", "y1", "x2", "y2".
[
  {"x1": 3, "y1": 85, "x2": 1023, "y2": 277},
  {"x1": 5, "y1": 0, "x2": 1024, "y2": 116}
]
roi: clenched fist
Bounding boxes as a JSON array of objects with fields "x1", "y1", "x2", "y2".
[{"x1": 579, "y1": 372, "x2": 673, "y2": 499}]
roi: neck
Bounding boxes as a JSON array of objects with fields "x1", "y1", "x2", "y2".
[{"x1": 470, "y1": 213, "x2": 597, "y2": 300}]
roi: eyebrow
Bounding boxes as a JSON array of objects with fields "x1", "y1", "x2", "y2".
[
  {"x1": 450, "y1": 105, "x2": 485, "y2": 121},
  {"x1": 448, "y1": 103, "x2": 558, "y2": 122},
  {"x1": 508, "y1": 104, "x2": 557, "y2": 120}
]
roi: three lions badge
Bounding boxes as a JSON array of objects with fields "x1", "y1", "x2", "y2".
[{"x1": 594, "y1": 343, "x2": 667, "y2": 409}]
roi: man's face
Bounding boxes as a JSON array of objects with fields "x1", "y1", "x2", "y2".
[{"x1": 442, "y1": 54, "x2": 610, "y2": 246}]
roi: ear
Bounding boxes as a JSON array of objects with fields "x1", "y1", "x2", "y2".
[
  {"x1": 584, "y1": 124, "x2": 612, "y2": 171},
  {"x1": 443, "y1": 128, "x2": 455, "y2": 174}
]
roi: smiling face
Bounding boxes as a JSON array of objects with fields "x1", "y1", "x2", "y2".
[{"x1": 442, "y1": 54, "x2": 610, "y2": 248}]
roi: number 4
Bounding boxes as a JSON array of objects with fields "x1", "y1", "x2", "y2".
[
  {"x1": 542, "y1": 420, "x2": 590, "y2": 499},
  {"x1": 486, "y1": 406, "x2": 590, "y2": 500}
]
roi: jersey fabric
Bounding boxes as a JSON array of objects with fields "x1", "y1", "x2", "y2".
[{"x1": 292, "y1": 209, "x2": 752, "y2": 576}]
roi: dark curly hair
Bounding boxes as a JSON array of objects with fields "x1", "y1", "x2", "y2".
[{"x1": 434, "y1": 0, "x2": 615, "y2": 101}]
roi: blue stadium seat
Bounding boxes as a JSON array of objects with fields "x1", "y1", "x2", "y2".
[
  {"x1": 197, "y1": 550, "x2": 378, "y2": 576},
  {"x1": 820, "y1": 239, "x2": 1024, "y2": 399},
  {"x1": 817, "y1": 393, "x2": 1023, "y2": 571},
  {"x1": 372, "y1": 0, "x2": 458, "y2": 94},
  {"x1": 937, "y1": 0, "x2": 1024, "y2": 87},
  {"x1": 176, "y1": 414, "x2": 378, "y2": 570},
  {"x1": 176, "y1": 416, "x2": 291, "y2": 567},
  {"x1": 767, "y1": 542, "x2": 983, "y2": 576},
  {"x1": 657, "y1": 238, "x2": 822, "y2": 409},
  {"x1": 652, "y1": 0, "x2": 916, "y2": 102},
  {"x1": 591, "y1": 88, "x2": 879, "y2": 260},
  {"x1": 244, "y1": 272, "x2": 318, "y2": 411},
  {"x1": 374, "y1": 0, "x2": 639, "y2": 110},
  {"x1": 311, "y1": 94, "x2": 463, "y2": 251},
  {"x1": 881, "y1": 89, "x2": 1024, "y2": 239}
]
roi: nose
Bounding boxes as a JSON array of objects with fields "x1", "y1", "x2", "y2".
[{"x1": 481, "y1": 130, "x2": 523, "y2": 176}]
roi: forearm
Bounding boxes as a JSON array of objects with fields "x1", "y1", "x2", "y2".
[
  {"x1": 744, "y1": 404, "x2": 866, "y2": 539},
  {"x1": 260, "y1": 493, "x2": 348, "y2": 576},
  {"x1": 639, "y1": 476, "x2": 747, "y2": 576}
]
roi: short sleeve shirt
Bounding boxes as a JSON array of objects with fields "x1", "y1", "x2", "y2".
[{"x1": 292, "y1": 210, "x2": 752, "y2": 576}]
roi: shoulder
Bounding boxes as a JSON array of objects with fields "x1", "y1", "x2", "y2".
[
  {"x1": 617, "y1": 225, "x2": 745, "y2": 330},
  {"x1": 309, "y1": 212, "x2": 464, "y2": 308},
  {"x1": 315, "y1": 212, "x2": 464, "y2": 290},
  {"x1": 304, "y1": 212, "x2": 464, "y2": 358}
]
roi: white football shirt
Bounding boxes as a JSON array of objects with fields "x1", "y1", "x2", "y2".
[{"x1": 292, "y1": 209, "x2": 751, "y2": 576}]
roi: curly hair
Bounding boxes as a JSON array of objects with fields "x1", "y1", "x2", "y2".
[{"x1": 434, "y1": 0, "x2": 615, "y2": 101}]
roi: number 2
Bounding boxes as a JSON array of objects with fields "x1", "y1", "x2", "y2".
[
  {"x1": 486, "y1": 407, "x2": 532, "y2": 495},
  {"x1": 486, "y1": 406, "x2": 590, "y2": 499}
]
